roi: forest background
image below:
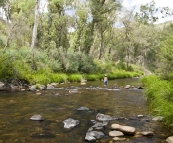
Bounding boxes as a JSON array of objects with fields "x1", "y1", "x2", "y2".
[{"x1": 0, "y1": 0, "x2": 173, "y2": 84}]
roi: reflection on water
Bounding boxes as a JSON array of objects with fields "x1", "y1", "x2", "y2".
[{"x1": 0, "y1": 78, "x2": 171, "y2": 143}]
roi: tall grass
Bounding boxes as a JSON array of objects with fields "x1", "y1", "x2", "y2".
[
  {"x1": 26, "y1": 73, "x2": 68, "y2": 85},
  {"x1": 142, "y1": 75, "x2": 173, "y2": 127},
  {"x1": 68, "y1": 74, "x2": 83, "y2": 82}
]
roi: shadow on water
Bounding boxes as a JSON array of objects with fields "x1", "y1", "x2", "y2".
[{"x1": 0, "y1": 78, "x2": 171, "y2": 143}]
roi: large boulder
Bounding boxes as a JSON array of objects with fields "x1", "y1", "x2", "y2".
[
  {"x1": 63, "y1": 118, "x2": 80, "y2": 128},
  {"x1": 30, "y1": 115, "x2": 44, "y2": 121},
  {"x1": 85, "y1": 131, "x2": 105, "y2": 141},
  {"x1": 111, "y1": 124, "x2": 136, "y2": 135}
]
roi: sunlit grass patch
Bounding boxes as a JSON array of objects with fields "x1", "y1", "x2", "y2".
[
  {"x1": 142, "y1": 75, "x2": 173, "y2": 127},
  {"x1": 68, "y1": 74, "x2": 83, "y2": 82}
]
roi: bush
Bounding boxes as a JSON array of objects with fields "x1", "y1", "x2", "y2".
[
  {"x1": 68, "y1": 74, "x2": 83, "y2": 82},
  {"x1": 31, "y1": 73, "x2": 68, "y2": 85},
  {"x1": 0, "y1": 55, "x2": 18, "y2": 79},
  {"x1": 142, "y1": 75, "x2": 173, "y2": 126},
  {"x1": 86, "y1": 74, "x2": 100, "y2": 81}
]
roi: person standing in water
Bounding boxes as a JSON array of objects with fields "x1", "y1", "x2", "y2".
[{"x1": 104, "y1": 75, "x2": 108, "y2": 86}]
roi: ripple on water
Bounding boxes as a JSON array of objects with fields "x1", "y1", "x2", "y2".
[{"x1": 0, "y1": 79, "x2": 171, "y2": 143}]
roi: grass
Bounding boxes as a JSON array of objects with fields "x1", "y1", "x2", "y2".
[
  {"x1": 142, "y1": 75, "x2": 173, "y2": 127},
  {"x1": 68, "y1": 74, "x2": 83, "y2": 82},
  {"x1": 0, "y1": 48, "x2": 144, "y2": 85}
]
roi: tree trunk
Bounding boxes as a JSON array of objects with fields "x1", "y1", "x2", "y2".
[
  {"x1": 31, "y1": 0, "x2": 39, "y2": 50},
  {"x1": 99, "y1": 31, "x2": 104, "y2": 59}
]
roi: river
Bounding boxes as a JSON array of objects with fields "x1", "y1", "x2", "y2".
[{"x1": 0, "y1": 78, "x2": 171, "y2": 143}]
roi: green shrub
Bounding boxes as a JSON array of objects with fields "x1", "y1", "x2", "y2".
[
  {"x1": 142, "y1": 75, "x2": 173, "y2": 126},
  {"x1": 0, "y1": 55, "x2": 17, "y2": 79},
  {"x1": 30, "y1": 73, "x2": 68, "y2": 85},
  {"x1": 86, "y1": 74, "x2": 99, "y2": 81},
  {"x1": 68, "y1": 74, "x2": 83, "y2": 82}
]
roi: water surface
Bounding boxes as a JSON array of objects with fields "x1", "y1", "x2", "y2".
[{"x1": 0, "y1": 78, "x2": 171, "y2": 143}]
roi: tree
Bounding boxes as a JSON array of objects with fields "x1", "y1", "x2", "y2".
[
  {"x1": 135, "y1": 0, "x2": 173, "y2": 25},
  {"x1": 159, "y1": 24, "x2": 173, "y2": 75},
  {"x1": 31, "y1": 0, "x2": 40, "y2": 50},
  {"x1": 3, "y1": 0, "x2": 34, "y2": 53}
]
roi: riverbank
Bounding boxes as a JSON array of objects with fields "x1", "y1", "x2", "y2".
[
  {"x1": 142, "y1": 75, "x2": 173, "y2": 131},
  {"x1": 0, "y1": 70, "x2": 143, "y2": 91}
]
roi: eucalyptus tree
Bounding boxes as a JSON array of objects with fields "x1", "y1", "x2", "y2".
[
  {"x1": 96, "y1": 0, "x2": 121, "y2": 59},
  {"x1": 70, "y1": 0, "x2": 90, "y2": 53},
  {"x1": 0, "y1": 0, "x2": 5, "y2": 6},
  {"x1": 158, "y1": 23, "x2": 173, "y2": 75},
  {"x1": 133, "y1": 0, "x2": 173, "y2": 72},
  {"x1": 135, "y1": 0, "x2": 173, "y2": 25},
  {"x1": 84, "y1": 0, "x2": 121, "y2": 57},
  {"x1": 119, "y1": 9, "x2": 136, "y2": 70},
  {"x1": 39, "y1": 0, "x2": 72, "y2": 53},
  {"x1": 133, "y1": 24, "x2": 160, "y2": 70},
  {"x1": 31, "y1": 0, "x2": 40, "y2": 50},
  {"x1": 135, "y1": 0, "x2": 159, "y2": 25},
  {"x1": 3, "y1": 0, "x2": 35, "y2": 53}
]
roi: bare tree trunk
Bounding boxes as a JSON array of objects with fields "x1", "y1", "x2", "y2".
[
  {"x1": 31, "y1": 0, "x2": 39, "y2": 50},
  {"x1": 99, "y1": 31, "x2": 104, "y2": 59}
]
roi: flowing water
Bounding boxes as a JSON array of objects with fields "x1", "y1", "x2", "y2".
[{"x1": 0, "y1": 78, "x2": 172, "y2": 143}]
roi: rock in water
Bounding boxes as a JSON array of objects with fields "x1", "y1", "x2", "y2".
[
  {"x1": 77, "y1": 106, "x2": 89, "y2": 111},
  {"x1": 109, "y1": 131, "x2": 124, "y2": 137},
  {"x1": 96, "y1": 113, "x2": 116, "y2": 122},
  {"x1": 30, "y1": 115, "x2": 44, "y2": 121},
  {"x1": 85, "y1": 131, "x2": 105, "y2": 141},
  {"x1": 166, "y1": 136, "x2": 173, "y2": 143},
  {"x1": 63, "y1": 118, "x2": 80, "y2": 128},
  {"x1": 111, "y1": 124, "x2": 136, "y2": 135}
]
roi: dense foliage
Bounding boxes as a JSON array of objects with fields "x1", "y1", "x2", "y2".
[
  {"x1": 0, "y1": 0, "x2": 172, "y2": 83},
  {"x1": 142, "y1": 76, "x2": 173, "y2": 128}
]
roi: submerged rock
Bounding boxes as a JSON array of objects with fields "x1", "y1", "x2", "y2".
[
  {"x1": 96, "y1": 113, "x2": 117, "y2": 122},
  {"x1": 77, "y1": 106, "x2": 89, "y2": 111},
  {"x1": 92, "y1": 122, "x2": 107, "y2": 128},
  {"x1": 85, "y1": 131, "x2": 105, "y2": 141},
  {"x1": 31, "y1": 133, "x2": 56, "y2": 138},
  {"x1": 113, "y1": 137, "x2": 126, "y2": 141},
  {"x1": 63, "y1": 118, "x2": 80, "y2": 128},
  {"x1": 152, "y1": 116, "x2": 164, "y2": 121},
  {"x1": 69, "y1": 89, "x2": 78, "y2": 93},
  {"x1": 30, "y1": 115, "x2": 44, "y2": 121},
  {"x1": 136, "y1": 131, "x2": 154, "y2": 136}
]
